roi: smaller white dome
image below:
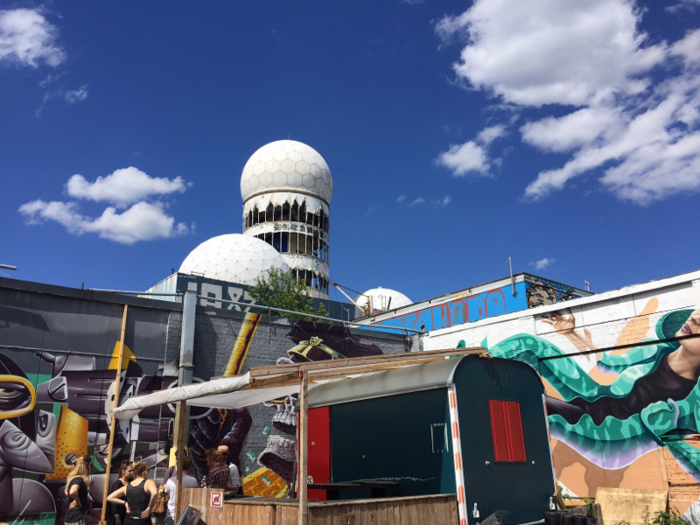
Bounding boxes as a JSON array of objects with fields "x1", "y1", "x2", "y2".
[
  {"x1": 355, "y1": 287, "x2": 413, "y2": 314},
  {"x1": 179, "y1": 234, "x2": 289, "y2": 286}
]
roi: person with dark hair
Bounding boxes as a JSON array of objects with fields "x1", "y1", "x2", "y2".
[
  {"x1": 64, "y1": 456, "x2": 91, "y2": 525},
  {"x1": 161, "y1": 447, "x2": 189, "y2": 489},
  {"x1": 163, "y1": 458, "x2": 198, "y2": 525},
  {"x1": 107, "y1": 461, "x2": 133, "y2": 525},
  {"x1": 107, "y1": 462, "x2": 158, "y2": 525},
  {"x1": 202, "y1": 450, "x2": 230, "y2": 489}
]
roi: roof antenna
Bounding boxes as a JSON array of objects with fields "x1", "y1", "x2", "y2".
[
  {"x1": 585, "y1": 280, "x2": 590, "y2": 292},
  {"x1": 509, "y1": 256, "x2": 516, "y2": 296}
]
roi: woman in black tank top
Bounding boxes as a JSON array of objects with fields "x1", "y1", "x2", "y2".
[{"x1": 107, "y1": 461, "x2": 158, "y2": 525}]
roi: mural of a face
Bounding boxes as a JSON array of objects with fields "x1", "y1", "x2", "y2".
[{"x1": 677, "y1": 309, "x2": 700, "y2": 355}]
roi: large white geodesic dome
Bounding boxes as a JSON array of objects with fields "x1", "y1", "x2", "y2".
[
  {"x1": 240, "y1": 140, "x2": 333, "y2": 205},
  {"x1": 355, "y1": 287, "x2": 413, "y2": 313},
  {"x1": 179, "y1": 234, "x2": 289, "y2": 285}
]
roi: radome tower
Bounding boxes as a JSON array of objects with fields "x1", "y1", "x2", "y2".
[{"x1": 241, "y1": 140, "x2": 332, "y2": 298}]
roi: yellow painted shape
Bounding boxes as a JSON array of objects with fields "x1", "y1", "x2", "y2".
[
  {"x1": 169, "y1": 445, "x2": 189, "y2": 467},
  {"x1": 0, "y1": 375, "x2": 36, "y2": 419},
  {"x1": 45, "y1": 406, "x2": 88, "y2": 480},
  {"x1": 242, "y1": 467, "x2": 289, "y2": 498},
  {"x1": 109, "y1": 341, "x2": 136, "y2": 370},
  {"x1": 223, "y1": 312, "x2": 261, "y2": 376}
]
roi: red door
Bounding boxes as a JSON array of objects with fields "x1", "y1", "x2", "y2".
[{"x1": 307, "y1": 406, "x2": 330, "y2": 501}]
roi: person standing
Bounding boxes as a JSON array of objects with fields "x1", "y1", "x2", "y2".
[
  {"x1": 107, "y1": 462, "x2": 158, "y2": 525},
  {"x1": 216, "y1": 445, "x2": 241, "y2": 493},
  {"x1": 161, "y1": 447, "x2": 189, "y2": 489},
  {"x1": 163, "y1": 458, "x2": 198, "y2": 525},
  {"x1": 64, "y1": 457, "x2": 91, "y2": 525},
  {"x1": 107, "y1": 461, "x2": 133, "y2": 525},
  {"x1": 202, "y1": 450, "x2": 230, "y2": 489}
]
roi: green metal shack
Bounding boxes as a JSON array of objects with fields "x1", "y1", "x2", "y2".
[{"x1": 305, "y1": 354, "x2": 556, "y2": 525}]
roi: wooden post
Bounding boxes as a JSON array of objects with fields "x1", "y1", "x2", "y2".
[
  {"x1": 100, "y1": 305, "x2": 128, "y2": 525},
  {"x1": 173, "y1": 400, "x2": 188, "y2": 524},
  {"x1": 298, "y1": 372, "x2": 309, "y2": 525}
]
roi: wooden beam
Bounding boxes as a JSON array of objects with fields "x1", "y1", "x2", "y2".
[
  {"x1": 250, "y1": 347, "x2": 485, "y2": 377},
  {"x1": 173, "y1": 399, "x2": 188, "y2": 524},
  {"x1": 298, "y1": 372, "x2": 309, "y2": 525},
  {"x1": 305, "y1": 356, "x2": 456, "y2": 380},
  {"x1": 99, "y1": 305, "x2": 128, "y2": 525},
  {"x1": 238, "y1": 372, "x2": 300, "y2": 390}
]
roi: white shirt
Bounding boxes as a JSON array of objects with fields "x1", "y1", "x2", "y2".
[
  {"x1": 228, "y1": 463, "x2": 240, "y2": 488},
  {"x1": 164, "y1": 475, "x2": 198, "y2": 519}
]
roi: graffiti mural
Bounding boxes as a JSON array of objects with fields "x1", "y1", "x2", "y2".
[
  {"x1": 0, "y1": 292, "x2": 174, "y2": 525},
  {"x1": 525, "y1": 278, "x2": 580, "y2": 308},
  {"x1": 372, "y1": 282, "x2": 528, "y2": 332},
  {"x1": 370, "y1": 275, "x2": 588, "y2": 333},
  {"x1": 436, "y1": 279, "x2": 700, "y2": 514},
  {"x1": 0, "y1": 279, "x2": 408, "y2": 523},
  {"x1": 487, "y1": 308, "x2": 700, "y2": 473},
  {"x1": 187, "y1": 316, "x2": 385, "y2": 498}
]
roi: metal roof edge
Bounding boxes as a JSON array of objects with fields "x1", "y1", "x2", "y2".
[
  {"x1": 0, "y1": 276, "x2": 185, "y2": 312},
  {"x1": 307, "y1": 356, "x2": 464, "y2": 408}
]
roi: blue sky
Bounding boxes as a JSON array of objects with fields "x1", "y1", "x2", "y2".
[{"x1": 1, "y1": 0, "x2": 699, "y2": 305}]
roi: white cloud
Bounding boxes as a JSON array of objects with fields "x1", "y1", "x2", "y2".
[
  {"x1": 64, "y1": 84, "x2": 88, "y2": 104},
  {"x1": 477, "y1": 125, "x2": 506, "y2": 145},
  {"x1": 432, "y1": 195, "x2": 453, "y2": 208},
  {"x1": 667, "y1": 0, "x2": 700, "y2": 13},
  {"x1": 19, "y1": 166, "x2": 191, "y2": 244},
  {"x1": 436, "y1": 141, "x2": 488, "y2": 176},
  {"x1": 436, "y1": 1, "x2": 700, "y2": 205},
  {"x1": 0, "y1": 9, "x2": 66, "y2": 68},
  {"x1": 66, "y1": 167, "x2": 189, "y2": 207},
  {"x1": 397, "y1": 194, "x2": 406, "y2": 203},
  {"x1": 520, "y1": 107, "x2": 622, "y2": 153},
  {"x1": 436, "y1": 0, "x2": 665, "y2": 107},
  {"x1": 409, "y1": 197, "x2": 425, "y2": 205},
  {"x1": 19, "y1": 200, "x2": 189, "y2": 244},
  {"x1": 530, "y1": 258, "x2": 555, "y2": 271}
]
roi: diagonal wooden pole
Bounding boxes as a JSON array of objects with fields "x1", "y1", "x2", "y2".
[
  {"x1": 100, "y1": 305, "x2": 128, "y2": 525},
  {"x1": 173, "y1": 399, "x2": 188, "y2": 524},
  {"x1": 297, "y1": 372, "x2": 309, "y2": 525}
]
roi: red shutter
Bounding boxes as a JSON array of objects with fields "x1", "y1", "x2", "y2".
[
  {"x1": 504, "y1": 401, "x2": 526, "y2": 461},
  {"x1": 488, "y1": 399, "x2": 526, "y2": 462},
  {"x1": 489, "y1": 400, "x2": 511, "y2": 461}
]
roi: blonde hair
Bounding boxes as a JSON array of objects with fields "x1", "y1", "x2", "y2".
[
  {"x1": 131, "y1": 461, "x2": 149, "y2": 478},
  {"x1": 65, "y1": 456, "x2": 91, "y2": 493}
]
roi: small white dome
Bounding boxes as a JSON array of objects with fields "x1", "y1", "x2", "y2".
[
  {"x1": 179, "y1": 234, "x2": 289, "y2": 285},
  {"x1": 355, "y1": 287, "x2": 413, "y2": 314},
  {"x1": 240, "y1": 140, "x2": 333, "y2": 205}
]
